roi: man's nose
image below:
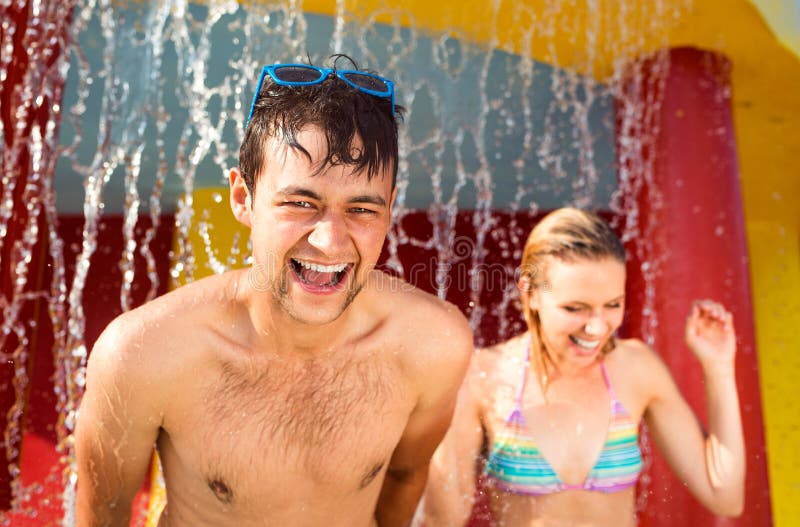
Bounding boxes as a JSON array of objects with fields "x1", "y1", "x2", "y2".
[{"x1": 307, "y1": 212, "x2": 349, "y2": 252}]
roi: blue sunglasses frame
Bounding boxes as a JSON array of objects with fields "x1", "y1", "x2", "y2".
[{"x1": 246, "y1": 63, "x2": 396, "y2": 126}]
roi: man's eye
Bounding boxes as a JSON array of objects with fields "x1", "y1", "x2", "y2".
[
  {"x1": 349, "y1": 207, "x2": 377, "y2": 214},
  {"x1": 288, "y1": 201, "x2": 313, "y2": 208}
]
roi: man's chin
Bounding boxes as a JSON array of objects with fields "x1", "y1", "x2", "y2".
[
  {"x1": 282, "y1": 304, "x2": 349, "y2": 327},
  {"x1": 278, "y1": 282, "x2": 363, "y2": 326}
]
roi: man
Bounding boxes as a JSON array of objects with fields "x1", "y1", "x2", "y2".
[{"x1": 75, "y1": 58, "x2": 473, "y2": 526}]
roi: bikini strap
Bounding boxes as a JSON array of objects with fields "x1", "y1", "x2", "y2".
[
  {"x1": 599, "y1": 362, "x2": 617, "y2": 401},
  {"x1": 506, "y1": 334, "x2": 532, "y2": 426},
  {"x1": 514, "y1": 334, "x2": 532, "y2": 407}
]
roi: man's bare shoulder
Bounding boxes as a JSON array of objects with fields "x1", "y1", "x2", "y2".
[
  {"x1": 368, "y1": 271, "x2": 472, "y2": 348},
  {"x1": 363, "y1": 271, "x2": 473, "y2": 379},
  {"x1": 87, "y1": 271, "x2": 247, "y2": 386}
]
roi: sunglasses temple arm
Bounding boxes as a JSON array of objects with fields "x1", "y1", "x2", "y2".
[{"x1": 246, "y1": 67, "x2": 269, "y2": 127}]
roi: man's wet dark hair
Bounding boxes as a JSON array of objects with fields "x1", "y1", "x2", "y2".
[{"x1": 239, "y1": 55, "x2": 404, "y2": 196}]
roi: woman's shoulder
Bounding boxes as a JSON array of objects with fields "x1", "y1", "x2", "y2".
[
  {"x1": 470, "y1": 333, "x2": 528, "y2": 396},
  {"x1": 476, "y1": 333, "x2": 527, "y2": 367},
  {"x1": 606, "y1": 338, "x2": 675, "y2": 400},
  {"x1": 609, "y1": 337, "x2": 665, "y2": 367}
]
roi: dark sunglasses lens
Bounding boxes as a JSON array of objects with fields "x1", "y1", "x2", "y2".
[
  {"x1": 342, "y1": 72, "x2": 389, "y2": 94},
  {"x1": 273, "y1": 66, "x2": 324, "y2": 83}
]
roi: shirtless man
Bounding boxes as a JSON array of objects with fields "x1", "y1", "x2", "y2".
[{"x1": 75, "y1": 59, "x2": 473, "y2": 526}]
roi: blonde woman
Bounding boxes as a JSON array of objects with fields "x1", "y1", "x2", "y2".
[{"x1": 423, "y1": 208, "x2": 744, "y2": 527}]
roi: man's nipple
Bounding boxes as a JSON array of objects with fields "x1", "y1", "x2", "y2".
[{"x1": 208, "y1": 478, "x2": 234, "y2": 504}]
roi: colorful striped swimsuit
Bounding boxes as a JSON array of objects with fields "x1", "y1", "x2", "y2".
[{"x1": 484, "y1": 345, "x2": 643, "y2": 496}]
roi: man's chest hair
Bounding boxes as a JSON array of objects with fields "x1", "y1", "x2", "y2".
[{"x1": 196, "y1": 353, "x2": 407, "y2": 465}]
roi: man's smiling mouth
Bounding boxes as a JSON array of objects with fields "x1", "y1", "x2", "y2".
[{"x1": 290, "y1": 258, "x2": 352, "y2": 288}]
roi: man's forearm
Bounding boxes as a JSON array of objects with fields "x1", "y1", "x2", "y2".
[
  {"x1": 76, "y1": 498, "x2": 133, "y2": 527},
  {"x1": 375, "y1": 467, "x2": 428, "y2": 527}
]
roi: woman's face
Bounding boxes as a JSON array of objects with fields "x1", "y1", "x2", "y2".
[{"x1": 526, "y1": 256, "x2": 626, "y2": 369}]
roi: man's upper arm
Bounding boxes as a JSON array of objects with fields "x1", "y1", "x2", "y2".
[
  {"x1": 423, "y1": 356, "x2": 485, "y2": 526},
  {"x1": 392, "y1": 304, "x2": 473, "y2": 474},
  {"x1": 374, "y1": 304, "x2": 472, "y2": 526},
  {"x1": 76, "y1": 317, "x2": 164, "y2": 526}
]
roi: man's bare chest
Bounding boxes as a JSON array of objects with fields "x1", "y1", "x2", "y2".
[{"x1": 159, "y1": 353, "x2": 414, "y2": 507}]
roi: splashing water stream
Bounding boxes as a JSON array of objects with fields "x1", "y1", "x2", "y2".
[{"x1": 0, "y1": 0, "x2": 693, "y2": 523}]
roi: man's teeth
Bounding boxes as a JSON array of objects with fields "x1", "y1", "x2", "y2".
[
  {"x1": 295, "y1": 260, "x2": 348, "y2": 273},
  {"x1": 571, "y1": 336, "x2": 600, "y2": 349}
]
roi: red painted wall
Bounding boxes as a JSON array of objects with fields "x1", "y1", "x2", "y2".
[
  {"x1": 0, "y1": 0, "x2": 74, "y2": 507},
  {"x1": 1, "y1": 214, "x2": 173, "y2": 522},
  {"x1": 618, "y1": 47, "x2": 771, "y2": 527}
]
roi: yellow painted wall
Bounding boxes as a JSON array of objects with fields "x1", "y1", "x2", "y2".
[
  {"x1": 747, "y1": 222, "x2": 800, "y2": 527},
  {"x1": 750, "y1": 0, "x2": 800, "y2": 59},
  {"x1": 171, "y1": 189, "x2": 248, "y2": 285}
]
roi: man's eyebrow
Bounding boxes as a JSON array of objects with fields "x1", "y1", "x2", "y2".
[
  {"x1": 276, "y1": 187, "x2": 323, "y2": 201},
  {"x1": 348, "y1": 194, "x2": 387, "y2": 207}
]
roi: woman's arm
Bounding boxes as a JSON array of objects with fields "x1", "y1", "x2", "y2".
[{"x1": 643, "y1": 300, "x2": 745, "y2": 516}]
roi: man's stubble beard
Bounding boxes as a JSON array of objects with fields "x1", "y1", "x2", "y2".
[{"x1": 272, "y1": 263, "x2": 365, "y2": 325}]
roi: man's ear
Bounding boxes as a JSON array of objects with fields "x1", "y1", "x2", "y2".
[{"x1": 229, "y1": 167, "x2": 252, "y2": 227}]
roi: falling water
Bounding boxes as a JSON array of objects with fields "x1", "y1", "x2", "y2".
[
  {"x1": 1, "y1": 0, "x2": 75, "y2": 521},
  {"x1": 0, "y1": 0, "x2": 691, "y2": 524}
]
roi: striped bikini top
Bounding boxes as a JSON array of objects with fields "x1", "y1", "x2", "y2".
[{"x1": 484, "y1": 343, "x2": 643, "y2": 496}]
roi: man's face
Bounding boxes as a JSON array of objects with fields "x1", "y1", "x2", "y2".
[{"x1": 234, "y1": 126, "x2": 396, "y2": 326}]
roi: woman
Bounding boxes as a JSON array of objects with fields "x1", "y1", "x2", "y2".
[{"x1": 422, "y1": 208, "x2": 744, "y2": 526}]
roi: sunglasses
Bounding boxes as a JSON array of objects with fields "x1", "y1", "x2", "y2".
[{"x1": 246, "y1": 64, "x2": 396, "y2": 127}]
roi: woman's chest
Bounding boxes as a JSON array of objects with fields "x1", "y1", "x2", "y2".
[{"x1": 483, "y1": 380, "x2": 637, "y2": 485}]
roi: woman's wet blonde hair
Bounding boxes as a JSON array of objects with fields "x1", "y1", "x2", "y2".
[{"x1": 518, "y1": 208, "x2": 626, "y2": 382}]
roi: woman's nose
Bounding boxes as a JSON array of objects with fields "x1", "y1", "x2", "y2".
[{"x1": 584, "y1": 316, "x2": 606, "y2": 336}]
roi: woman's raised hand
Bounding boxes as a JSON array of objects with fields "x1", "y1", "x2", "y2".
[{"x1": 684, "y1": 300, "x2": 737, "y2": 370}]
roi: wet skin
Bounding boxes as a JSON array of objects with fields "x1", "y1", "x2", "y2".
[
  {"x1": 424, "y1": 258, "x2": 745, "y2": 527},
  {"x1": 74, "y1": 127, "x2": 473, "y2": 527},
  {"x1": 234, "y1": 127, "x2": 397, "y2": 328},
  {"x1": 483, "y1": 259, "x2": 640, "y2": 527}
]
